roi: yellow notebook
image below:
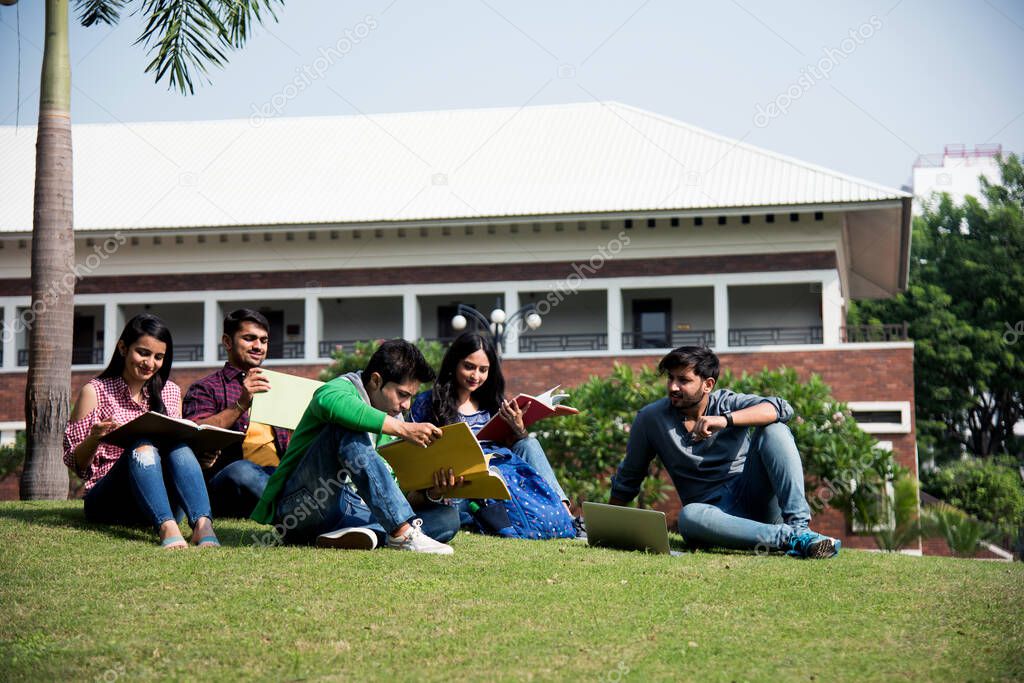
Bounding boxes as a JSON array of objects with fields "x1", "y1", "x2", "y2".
[
  {"x1": 248, "y1": 369, "x2": 324, "y2": 431},
  {"x1": 377, "y1": 422, "x2": 511, "y2": 500}
]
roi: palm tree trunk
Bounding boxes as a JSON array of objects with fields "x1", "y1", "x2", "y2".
[{"x1": 21, "y1": 0, "x2": 73, "y2": 499}]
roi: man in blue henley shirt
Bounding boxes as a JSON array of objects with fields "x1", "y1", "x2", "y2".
[{"x1": 609, "y1": 346, "x2": 840, "y2": 559}]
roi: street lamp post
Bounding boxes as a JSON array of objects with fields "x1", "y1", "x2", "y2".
[{"x1": 451, "y1": 302, "x2": 542, "y2": 356}]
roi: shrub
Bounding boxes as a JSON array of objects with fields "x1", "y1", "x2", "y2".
[
  {"x1": 539, "y1": 364, "x2": 669, "y2": 508},
  {"x1": 718, "y1": 367, "x2": 894, "y2": 527},
  {"x1": 319, "y1": 339, "x2": 446, "y2": 389},
  {"x1": 543, "y1": 364, "x2": 896, "y2": 527},
  {"x1": 872, "y1": 472, "x2": 923, "y2": 552},
  {"x1": 924, "y1": 503, "x2": 993, "y2": 557},
  {"x1": 923, "y1": 456, "x2": 1024, "y2": 539},
  {"x1": 0, "y1": 432, "x2": 26, "y2": 479}
]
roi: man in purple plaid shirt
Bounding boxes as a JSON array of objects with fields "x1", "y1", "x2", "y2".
[{"x1": 184, "y1": 309, "x2": 291, "y2": 517}]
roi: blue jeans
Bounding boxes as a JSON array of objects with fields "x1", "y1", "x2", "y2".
[
  {"x1": 208, "y1": 460, "x2": 275, "y2": 518},
  {"x1": 511, "y1": 436, "x2": 568, "y2": 503},
  {"x1": 84, "y1": 439, "x2": 212, "y2": 530},
  {"x1": 676, "y1": 423, "x2": 811, "y2": 551},
  {"x1": 274, "y1": 424, "x2": 460, "y2": 545}
]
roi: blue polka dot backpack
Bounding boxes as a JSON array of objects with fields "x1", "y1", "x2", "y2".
[{"x1": 468, "y1": 452, "x2": 576, "y2": 540}]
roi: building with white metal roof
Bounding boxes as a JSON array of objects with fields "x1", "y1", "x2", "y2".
[{"x1": 0, "y1": 102, "x2": 917, "y2": 548}]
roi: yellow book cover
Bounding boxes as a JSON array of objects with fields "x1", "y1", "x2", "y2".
[{"x1": 377, "y1": 422, "x2": 511, "y2": 500}]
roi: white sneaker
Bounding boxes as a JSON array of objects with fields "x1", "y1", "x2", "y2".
[
  {"x1": 385, "y1": 518, "x2": 454, "y2": 555},
  {"x1": 315, "y1": 527, "x2": 378, "y2": 550}
]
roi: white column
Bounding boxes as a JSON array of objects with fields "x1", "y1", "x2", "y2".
[
  {"x1": 102, "y1": 302, "x2": 118, "y2": 363},
  {"x1": 606, "y1": 285, "x2": 622, "y2": 353},
  {"x1": 714, "y1": 283, "x2": 729, "y2": 351},
  {"x1": 402, "y1": 292, "x2": 420, "y2": 342},
  {"x1": 821, "y1": 272, "x2": 843, "y2": 345},
  {"x1": 203, "y1": 298, "x2": 219, "y2": 363},
  {"x1": 502, "y1": 288, "x2": 520, "y2": 357},
  {"x1": 2, "y1": 303, "x2": 16, "y2": 369},
  {"x1": 304, "y1": 295, "x2": 319, "y2": 360}
]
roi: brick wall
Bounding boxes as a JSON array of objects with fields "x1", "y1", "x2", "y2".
[{"x1": 920, "y1": 537, "x2": 1005, "y2": 560}]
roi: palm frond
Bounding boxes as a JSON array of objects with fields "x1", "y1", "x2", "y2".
[
  {"x1": 75, "y1": 0, "x2": 128, "y2": 27},
  {"x1": 216, "y1": 0, "x2": 283, "y2": 47},
  {"x1": 135, "y1": 0, "x2": 280, "y2": 95}
]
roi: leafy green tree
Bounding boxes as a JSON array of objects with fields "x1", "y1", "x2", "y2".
[
  {"x1": 923, "y1": 456, "x2": 1024, "y2": 540},
  {"x1": 849, "y1": 154, "x2": 1024, "y2": 462},
  {"x1": 12, "y1": 0, "x2": 282, "y2": 499}
]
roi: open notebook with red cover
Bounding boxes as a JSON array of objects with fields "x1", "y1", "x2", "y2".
[{"x1": 474, "y1": 385, "x2": 579, "y2": 443}]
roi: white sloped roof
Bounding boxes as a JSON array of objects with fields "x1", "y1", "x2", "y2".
[{"x1": 0, "y1": 101, "x2": 908, "y2": 232}]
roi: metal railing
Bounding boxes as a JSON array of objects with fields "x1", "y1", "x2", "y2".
[
  {"x1": 18, "y1": 347, "x2": 105, "y2": 366},
  {"x1": 318, "y1": 339, "x2": 371, "y2": 357},
  {"x1": 176, "y1": 344, "x2": 204, "y2": 362},
  {"x1": 728, "y1": 326, "x2": 823, "y2": 347},
  {"x1": 518, "y1": 332, "x2": 607, "y2": 353},
  {"x1": 280, "y1": 341, "x2": 305, "y2": 359},
  {"x1": 6, "y1": 322, "x2": 913, "y2": 368},
  {"x1": 841, "y1": 323, "x2": 910, "y2": 343},
  {"x1": 622, "y1": 329, "x2": 715, "y2": 350},
  {"x1": 218, "y1": 341, "x2": 305, "y2": 361}
]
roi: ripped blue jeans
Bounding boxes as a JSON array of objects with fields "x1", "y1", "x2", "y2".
[{"x1": 84, "y1": 439, "x2": 212, "y2": 530}]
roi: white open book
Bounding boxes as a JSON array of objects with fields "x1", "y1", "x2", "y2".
[{"x1": 101, "y1": 411, "x2": 243, "y2": 452}]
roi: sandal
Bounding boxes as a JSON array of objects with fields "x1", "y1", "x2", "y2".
[
  {"x1": 161, "y1": 535, "x2": 188, "y2": 550},
  {"x1": 193, "y1": 535, "x2": 221, "y2": 548}
]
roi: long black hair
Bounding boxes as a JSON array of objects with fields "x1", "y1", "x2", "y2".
[
  {"x1": 430, "y1": 332, "x2": 504, "y2": 426},
  {"x1": 99, "y1": 313, "x2": 174, "y2": 414}
]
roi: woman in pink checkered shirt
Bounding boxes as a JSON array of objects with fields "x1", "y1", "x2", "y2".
[{"x1": 64, "y1": 314, "x2": 218, "y2": 549}]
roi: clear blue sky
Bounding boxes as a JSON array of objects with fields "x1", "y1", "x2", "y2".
[{"x1": 2, "y1": 0, "x2": 1022, "y2": 189}]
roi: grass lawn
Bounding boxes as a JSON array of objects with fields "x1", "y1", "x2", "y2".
[{"x1": 1, "y1": 502, "x2": 1022, "y2": 682}]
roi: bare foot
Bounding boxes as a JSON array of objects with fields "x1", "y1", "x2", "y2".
[
  {"x1": 159, "y1": 520, "x2": 187, "y2": 550},
  {"x1": 190, "y1": 517, "x2": 220, "y2": 547}
]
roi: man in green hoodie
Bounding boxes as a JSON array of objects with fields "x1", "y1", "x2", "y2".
[{"x1": 252, "y1": 340, "x2": 460, "y2": 554}]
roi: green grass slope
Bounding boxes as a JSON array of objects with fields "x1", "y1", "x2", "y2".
[{"x1": 1, "y1": 502, "x2": 1022, "y2": 682}]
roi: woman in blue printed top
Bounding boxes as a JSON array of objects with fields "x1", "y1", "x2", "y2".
[{"x1": 410, "y1": 332, "x2": 581, "y2": 533}]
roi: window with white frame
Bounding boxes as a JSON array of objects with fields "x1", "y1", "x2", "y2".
[{"x1": 847, "y1": 401, "x2": 911, "y2": 434}]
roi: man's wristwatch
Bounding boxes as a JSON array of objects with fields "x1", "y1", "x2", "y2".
[{"x1": 723, "y1": 412, "x2": 734, "y2": 428}]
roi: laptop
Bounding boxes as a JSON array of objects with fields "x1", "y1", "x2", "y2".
[{"x1": 582, "y1": 501, "x2": 683, "y2": 556}]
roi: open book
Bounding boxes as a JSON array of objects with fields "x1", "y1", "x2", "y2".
[
  {"x1": 101, "y1": 411, "x2": 244, "y2": 452},
  {"x1": 474, "y1": 385, "x2": 579, "y2": 443},
  {"x1": 377, "y1": 422, "x2": 511, "y2": 500}
]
